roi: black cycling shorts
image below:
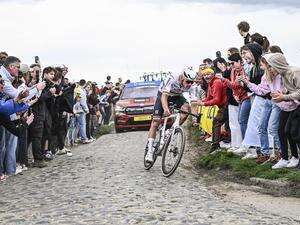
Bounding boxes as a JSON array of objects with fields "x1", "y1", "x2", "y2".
[{"x1": 153, "y1": 92, "x2": 187, "y2": 118}]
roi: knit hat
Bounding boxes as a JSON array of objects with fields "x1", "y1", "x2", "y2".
[
  {"x1": 246, "y1": 43, "x2": 263, "y2": 64},
  {"x1": 228, "y1": 53, "x2": 242, "y2": 62},
  {"x1": 263, "y1": 53, "x2": 289, "y2": 75}
]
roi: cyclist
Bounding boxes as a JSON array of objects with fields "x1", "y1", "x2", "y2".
[{"x1": 145, "y1": 68, "x2": 197, "y2": 162}]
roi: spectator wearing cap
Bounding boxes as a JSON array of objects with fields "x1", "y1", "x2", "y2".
[{"x1": 197, "y1": 68, "x2": 228, "y2": 153}]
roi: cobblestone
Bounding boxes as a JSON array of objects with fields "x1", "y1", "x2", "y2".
[{"x1": 0, "y1": 131, "x2": 298, "y2": 224}]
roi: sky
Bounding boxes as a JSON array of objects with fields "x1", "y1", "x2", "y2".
[{"x1": 1, "y1": 0, "x2": 300, "y2": 84}]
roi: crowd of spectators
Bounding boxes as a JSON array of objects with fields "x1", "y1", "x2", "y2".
[
  {"x1": 1, "y1": 20, "x2": 299, "y2": 184},
  {"x1": 0, "y1": 53, "x2": 124, "y2": 182},
  {"x1": 191, "y1": 21, "x2": 300, "y2": 170}
]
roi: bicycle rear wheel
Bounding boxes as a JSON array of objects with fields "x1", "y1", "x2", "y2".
[{"x1": 161, "y1": 127, "x2": 185, "y2": 177}]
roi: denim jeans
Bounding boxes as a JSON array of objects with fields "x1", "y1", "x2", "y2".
[
  {"x1": 258, "y1": 99, "x2": 281, "y2": 156},
  {"x1": 0, "y1": 128, "x2": 18, "y2": 175},
  {"x1": 238, "y1": 98, "x2": 251, "y2": 139},
  {"x1": 0, "y1": 126, "x2": 5, "y2": 176},
  {"x1": 77, "y1": 113, "x2": 87, "y2": 140}
]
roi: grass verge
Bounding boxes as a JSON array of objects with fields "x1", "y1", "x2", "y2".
[
  {"x1": 187, "y1": 121, "x2": 300, "y2": 184},
  {"x1": 198, "y1": 150, "x2": 300, "y2": 183}
]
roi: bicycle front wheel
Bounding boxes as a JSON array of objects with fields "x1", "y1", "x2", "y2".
[{"x1": 161, "y1": 127, "x2": 185, "y2": 177}]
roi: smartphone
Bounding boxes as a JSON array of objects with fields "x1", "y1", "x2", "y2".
[
  {"x1": 28, "y1": 108, "x2": 32, "y2": 116},
  {"x1": 35, "y1": 56, "x2": 40, "y2": 64}
]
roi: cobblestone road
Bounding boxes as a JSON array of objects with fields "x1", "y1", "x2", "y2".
[{"x1": 0, "y1": 131, "x2": 298, "y2": 225}]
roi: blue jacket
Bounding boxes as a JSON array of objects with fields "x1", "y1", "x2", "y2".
[{"x1": 0, "y1": 93, "x2": 29, "y2": 116}]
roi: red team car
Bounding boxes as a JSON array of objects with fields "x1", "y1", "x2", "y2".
[{"x1": 114, "y1": 81, "x2": 161, "y2": 133}]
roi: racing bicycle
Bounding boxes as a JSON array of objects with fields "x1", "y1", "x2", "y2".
[{"x1": 144, "y1": 107, "x2": 199, "y2": 177}]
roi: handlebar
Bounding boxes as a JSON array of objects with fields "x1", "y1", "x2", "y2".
[
  {"x1": 176, "y1": 109, "x2": 200, "y2": 119},
  {"x1": 163, "y1": 106, "x2": 201, "y2": 120}
]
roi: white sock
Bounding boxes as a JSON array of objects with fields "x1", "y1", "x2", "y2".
[{"x1": 147, "y1": 138, "x2": 154, "y2": 153}]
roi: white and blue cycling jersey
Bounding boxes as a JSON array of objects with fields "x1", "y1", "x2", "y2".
[{"x1": 158, "y1": 73, "x2": 191, "y2": 96}]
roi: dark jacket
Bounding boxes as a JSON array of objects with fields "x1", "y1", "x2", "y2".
[
  {"x1": 32, "y1": 81, "x2": 54, "y2": 123},
  {"x1": 244, "y1": 33, "x2": 251, "y2": 45}
]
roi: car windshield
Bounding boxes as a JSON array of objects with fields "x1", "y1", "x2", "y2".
[{"x1": 121, "y1": 86, "x2": 159, "y2": 99}]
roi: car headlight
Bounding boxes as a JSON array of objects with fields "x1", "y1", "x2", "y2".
[{"x1": 115, "y1": 105, "x2": 125, "y2": 113}]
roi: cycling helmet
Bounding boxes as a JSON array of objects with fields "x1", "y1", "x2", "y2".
[{"x1": 183, "y1": 68, "x2": 197, "y2": 81}]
